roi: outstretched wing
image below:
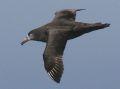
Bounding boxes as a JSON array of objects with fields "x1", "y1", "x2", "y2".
[
  {"x1": 43, "y1": 29, "x2": 68, "y2": 83},
  {"x1": 73, "y1": 22, "x2": 110, "y2": 33}
]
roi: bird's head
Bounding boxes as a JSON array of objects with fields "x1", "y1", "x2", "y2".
[
  {"x1": 21, "y1": 31, "x2": 36, "y2": 45},
  {"x1": 54, "y1": 9, "x2": 85, "y2": 21}
]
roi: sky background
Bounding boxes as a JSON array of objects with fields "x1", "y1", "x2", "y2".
[{"x1": 0, "y1": 0, "x2": 120, "y2": 89}]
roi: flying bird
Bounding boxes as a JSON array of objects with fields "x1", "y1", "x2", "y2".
[{"x1": 21, "y1": 9, "x2": 110, "y2": 83}]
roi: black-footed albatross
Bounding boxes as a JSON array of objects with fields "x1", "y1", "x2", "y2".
[{"x1": 21, "y1": 9, "x2": 110, "y2": 83}]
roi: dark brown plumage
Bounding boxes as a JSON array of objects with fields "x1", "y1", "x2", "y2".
[{"x1": 21, "y1": 9, "x2": 110, "y2": 83}]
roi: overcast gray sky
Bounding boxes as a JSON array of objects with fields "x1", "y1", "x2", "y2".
[{"x1": 0, "y1": 0, "x2": 120, "y2": 89}]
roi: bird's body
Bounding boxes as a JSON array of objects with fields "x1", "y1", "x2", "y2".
[{"x1": 21, "y1": 9, "x2": 110, "y2": 83}]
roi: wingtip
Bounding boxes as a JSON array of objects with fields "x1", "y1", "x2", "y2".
[
  {"x1": 48, "y1": 72, "x2": 61, "y2": 83},
  {"x1": 56, "y1": 80, "x2": 60, "y2": 83},
  {"x1": 104, "y1": 23, "x2": 110, "y2": 27},
  {"x1": 54, "y1": 78, "x2": 61, "y2": 83},
  {"x1": 44, "y1": 55, "x2": 64, "y2": 83}
]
